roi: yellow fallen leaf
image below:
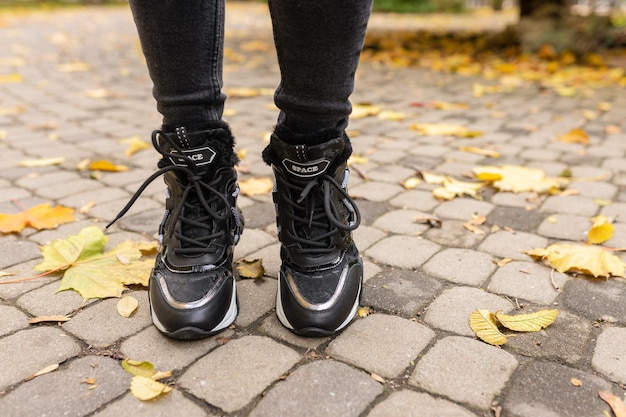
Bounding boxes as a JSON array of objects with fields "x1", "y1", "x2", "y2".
[
  {"x1": 495, "y1": 258, "x2": 513, "y2": 267},
  {"x1": 571, "y1": 378, "x2": 583, "y2": 387},
  {"x1": 236, "y1": 258, "x2": 265, "y2": 279},
  {"x1": 599, "y1": 391, "x2": 626, "y2": 417},
  {"x1": 87, "y1": 160, "x2": 129, "y2": 172},
  {"x1": 598, "y1": 102, "x2": 611, "y2": 112},
  {"x1": 587, "y1": 215, "x2": 614, "y2": 245},
  {"x1": 130, "y1": 376, "x2": 172, "y2": 401},
  {"x1": 495, "y1": 309, "x2": 559, "y2": 332},
  {"x1": 401, "y1": 177, "x2": 421, "y2": 189},
  {"x1": 459, "y1": 146, "x2": 500, "y2": 159},
  {"x1": 558, "y1": 128, "x2": 590, "y2": 145},
  {"x1": 0, "y1": 270, "x2": 16, "y2": 278},
  {"x1": 378, "y1": 110, "x2": 405, "y2": 121},
  {"x1": 348, "y1": 155, "x2": 369, "y2": 165},
  {"x1": 472, "y1": 165, "x2": 567, "y2": 194},
  {"x1": 0, "y1": 203, "x2": 75, "y2": 234},
  {"x1": 28, "y1": 315, "x2": 71, "y2": 324},
  {"x1": 18, "y1": 157, "x2": 65, "y2": 167},
  {"x1": 432, "y1": 101, "x2": 469, "y2": 110},
  {"x1": 410, "y1": 123, "x2": 482, "y2": 138},
  {"x1": 525, "y1": 243, "x2": 625, "y2": 278},
  {"x1": 225, "y1": 87, "x2": 273, "y2": 98},
  {"x1": 0, "y1": 73, "x2": 23, "y2": 83},
  {"x1": 370, "y1": 373, "x2": 385, "y2": 384},
  {"x1": 357, "y1": 306, "x2": 370, "y2": 318},
  {"x1": 117, "y1": 136, "x2": 150, "y2": 157},
  {"x1": 117, "y1": 295, "x2": 139, "y2": 318},
  {"x1": 239, "y1": 177, "x2": 273, "y2": 196},
  {"x1": 57, "y1": 61, "x2": 90, "y2": 72},
  {"x1": 469, "y1": 309, "x2": 508, "y2": 346},
  {"x1": 351, "y1": 103, "x2": 381, "y2": 119},
  {"x1": 432, "y1": 177, "x2": 485, "y2": 201},
  {"x1": 24, "y1": 364, "x2": 59, "y2": 381}
]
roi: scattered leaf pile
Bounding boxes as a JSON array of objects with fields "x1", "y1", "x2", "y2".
[{"x1": 470, "y1": 308, "x2": 559, "y2": 346}]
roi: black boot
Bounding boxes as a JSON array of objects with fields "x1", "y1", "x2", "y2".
[
  {"x1": 262, "y1": 128, "x2": 362, "y2": 337},
  {"x1": 109, "y1": 123, "x2": 243, "y2": 339}
]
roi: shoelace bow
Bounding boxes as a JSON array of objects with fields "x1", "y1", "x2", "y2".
[
  {"x1": 280, "y1": 172, "x2": 361, "y2": 255},
  {"x1": 106, "y1": 130, "x2": 232, "y2": 255}
]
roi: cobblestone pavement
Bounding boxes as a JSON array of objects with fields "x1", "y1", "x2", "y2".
[{"x1": 1, "y1": 3, "x2": 626, "y2": 417}]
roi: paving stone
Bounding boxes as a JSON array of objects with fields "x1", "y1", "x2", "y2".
[
  {"x1": 0, "y1": 356, "x2": 128, "y2": 417},
  {"x1": 357, "y1": 200, "x2": 395, "y2": 226},
  {"x1": 35, "y1": 178, "x2": 104, "y2": 200},
  {"x1": 505, "y1": 310, "x2": 592, "y2": 365},
  {"x1": 433, "y1": 198, "x2": 494, "y2": 221},
  {"x1": 487, "y1": 206, "x2": 546, "y2": 232},
  {"x1": 605, "y1": 223, "x2": 626, "y2": 248},
  {"x1": 59, "y1": 187, "x2": 131, "y2": 209},
  {"x1": 352, "y1": 224, "x2": 387, "y2": 251},
  {"x1": 350, "y1": 181, "x2": 404, "y2": 202},
  {"x1": 94, "y1": 390, "x2": 212, "y2": 417},
  {"x1": 368, "y1": 390, "x2": 478, "y2": 417},
  {"x1": 0, "y1": 305, "x2": 29, "y2": 337},
  {"x1": 178, "y1": 335, "x2": 300, "y2": 413},
  {"x1": 410, "y1": 336, "x2": 518, "y2": 410},
  {"x1": 422, "y1": 248, "x2": 497, "y2": 286},
  {"x1": 327, "y1": 314, "x2": 434, "y2": 378},
  {"x1": 478, "y1": 230, "x2": 548, "y2": 261},
  {"x1": 247, "y1": 242, "x2": 281, "y2": 279},
  {"x1": 560, "y1": 278, "x2": 626, "y2": 324},
  {"x1": 567, "y1": 180, "x2": 617, "y2": 200},
  {"x1": 601, "y1": 202, "x2": 626, "y2": 222},
  {"x1": 0, "y1": 240, "x2": 42, "y2": 269},
  {"x1": 487, "y1": 261, "x2": 569, "y2": 305},
  {"x1": 389, "y1": 189, "x2": 441, "y2": 212},
  {"x1": 363, "y1": 259, "x2": 382, "y2": 283},
  {"x1": 16, "y1": 280, "x2": 89, "y2": 317},
  {"x1": 367, "y1": 149, "x2": 406, "y2": 164},
  {"x1": 120, "y1": 326, "x2": 234, "y2": 372},
  {"x1": 592, "y1": 326, "x2": 626, "y2": 384},
  {"x1": 0, "y1": 326, "x2": 81, "y2": 390},
  {"x1": 539, "y1": 195, "x2": 599, "y2": 216},
  {"x1": 536, "y1": 213, "x2": 591, "y2": 241},
  {"x1": 365, "y1": 235, "x2": 440, "y2": 269},
  {"x1": 366, "y1": 164, "x2": 415, "y2": 183},
  {"x1": 424, "y1": 286, "x2": 514, "y2": 336},
  {"x1": 502, "y1": 361, "x2": 614, "y2": 417},
  {"x1": 233, "y1": 228, "x2": 277, "y2": 260},
  {"x1": 116, "y1": 207, "x2": 163, "y2": 235},
  {"x1": 241, "y1": 201, "x2": 276, "y2": 229},
  {"x1": 372, "y1": 209, "x2": 433, "y2": 235},
  {"x1": 15, "y1": 170, "x2": 82, "y2": 189},
  {"x1": 28, "y1": 219, "x2": 107, "y2": 245},
  {"x1": 362, "y1": 268, "x2": 442, "y2": 317},
  {"x1": 249, "y1": 360, "x2": 383, "y2": 417},
  {"x1": 423, "y1": 219, "x2": 486, "y2": 249},
  {"x1": 0, "y1": 260, "x2": 58, "y2": 300},
  {"x1": 88, "y1": 196, "x2": 161, "y2": 223},
  {"x1": 63, "y1": 291, "x2": 152, "y2": 347},
  {"x1": 490, "y1": 191, "x2": 541, "y2": 208},
  {"x1": 257, "y1": 315, "x2": 329, "y2": 350},
  {"x1": 235, "y1": 278, "x2": 277, "y2": 327}
]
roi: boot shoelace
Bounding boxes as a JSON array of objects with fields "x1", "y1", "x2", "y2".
[
  {"x1": 279, "y1": 171, "x2": 361, "y2": 255},
  {"x1": 106, "y1": 130, "x2": 232, "y2": 256}
]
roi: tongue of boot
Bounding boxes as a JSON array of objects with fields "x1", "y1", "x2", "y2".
[{"x1": 159, "y1": 123, "x2": 237, "y2": 177}]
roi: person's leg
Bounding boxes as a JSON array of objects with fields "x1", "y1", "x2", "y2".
[
  {"x1": 264, "y1": 0, "x2": 372, "y2": 336},
  {"x1": 114, "y1": 0, "x2": 243, "y2": 340}
]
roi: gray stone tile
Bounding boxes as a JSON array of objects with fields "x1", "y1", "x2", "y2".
[
  {"x1": 120, "y1": 326, "x2": 233, "y2": 372},
  {"x1": 601, "y1": 202, "x2": 626, "y2": 222},
  {"x1": 372, "y1": 209, "x2": 433, "y2": 235},
  {"x1": 368, "y1": 391, "x2": 478, "y2": 417},
  {"x1": 487, "y1": 261, "x2": 570, "y2": 304},
  {"x1": 424, "y1": 219, "x2": 486, "y2": 249},
  {"x1": 94, "y1": 390, "x2": 212, "y2": 417},
  {"x1": 362, "y1": 268, "x2": 442, "y2": 317},
  {"x1": 411, "y1": 336, "x2": 518, "y2": 410},
  {"x1": 592, "y1": 326, "x2": 626, "y2": 384},
  {"x1": 249, "y1": 360, "x2": 383, "y2": 417},
  {"x1": 487, "y1": 206, "x2": 546, "y2": 232},
  {"x1": 423, "y1": 248, "x2": 497, "y2": 286},
  {"x1": 350, "y1": 181, "x2": 404, "y2": 202},
  {"x1": 536, "y1": 213, "x2": 591, "y2": 241},
  {"x1": 0, "y1": 356, "x2": 128, "y2": 417},
  {"x1": 0, "y1": 259, "x2": 58, "y2": 300},
  {"x1": 0, "y1": 240, "x2": 42, "y2": 269},
  {"x1": 568, "y1": 180, "x2": 617, "y2": 200},
  {"x1": 478, "y1": 230, "x2": 548, "y2": 261},
  {"x1": 502, "y1": 361, "x2": 614, "y2": 417},
  {"x1": 62, "y1": 291, "x2": 152, "y2": 347},
  {"x1": 16, "y1": 280, "x2": 88, "y2": 317},
  {"x1": 327, "y1": 314, "x2": 435, "y2": 378},
  {"x1": 365, "y1": 236, "x2": 440, "y2": 269},
  {"x1": 424, "y1": 287, "x2": 514, "y2": 336},
  {"x1": 233, "y1": 228, "x2": 277, "y2": 261},
  {"x1": 389, "y1": 189, "x2": 441, "y2": 212},
  {"x1": 539, "y1": 195, "x2": 599, "y2": 216},
  {"x1": 353, "y1": 224, "x2": 387, "y2": 251},
  {"x1": 490, "y1": 191, "x2": 542, "y2": 208},
  {"x1": 257, "y1": 315, "x2": 329, "y2": 350},
  {"x1": 560, "y1": 278, "x2": 626, "y2": 324},
  {"x1": 366, "y1": 164, "x2": 415, "y2": 183},
  {"x1": 235, "y1": 278, "x2": 277, "y2": 328},
  {"x1": 0, "y1": 305, "x2": 29, "y2": 337},
  {"x1": 433, "y1": 198, "x2": 494, "y2": 221},
  {"x1": 0, "y1": 326, "x2": 81, "y2": 390},
  {"x1": 178, "y1": 335, "x2": 300, "y2": 413}
]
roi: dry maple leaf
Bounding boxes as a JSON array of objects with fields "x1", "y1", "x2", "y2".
[
  {"x1": 236, "y1": 258, "x2": 265, "y2": 279},
  {"x1": 525, "y1": 243, "x2": 625, "y2": 278},
  {"x1": 0, "y1": 203, "x2": 75, "y2": 234},
  {"x1": 557, "y1": 128, "x2": 590, "y2": 145},
  {"x1": 473, "y1": 165, "x2": 568, "y2": 194},
  {"x1": 35, "y1": 226, "x2": 154, "y2": 299}
]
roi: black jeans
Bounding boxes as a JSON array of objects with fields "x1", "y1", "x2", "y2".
[{"x1": 128, "y1": 0, "x2": 372, "y2": 135}]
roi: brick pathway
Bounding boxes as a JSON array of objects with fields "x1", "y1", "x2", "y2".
[{"x1": 1, "y1": 4, "x2": 626, "y2": 417}]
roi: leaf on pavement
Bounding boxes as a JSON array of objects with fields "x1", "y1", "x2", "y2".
[
  {"x1": 239, "y1": 177, "x2": 273, "y2": 196},
  {"x1": 410, "y1": 123, "x2": 482, "y2": 138},
  {"x1": 236, "y1": 258, "x2": 265, "y2": 279},
  {"x1": 130, "y1": 376, "x2": 172, "y2": 401},
  {"x1": 459, "y1": 146, "x2": 500, "y2": 159},
  {"x1": 599, "y1": 391, "x2": 626, "y2": 417},
  {"x1": 558, "y1": 128, "x2": 590, "y2": 145},
  {"x1": 0, "y1": 203, "x2": 75, "y2": 234},
  {"x1": 432, "y1": 177, "x2": 485, "y2": 201},
  {"x1": 34, "y1": 226, "x2": 154, "y2": 299},
  {"x1": 378, "y1": 110, "x2": 405, "y2": 121},
  {"x1": 472, "y1": 165, "x2": 568, "y2": 194},
  {"x1": 116, "y1": 136, "x2": 150, "y2": 157},
  {"x1": 29, "y1": 315, "x2": 71, "y2": 324},
  {"x1": 18, "y1": 157, "x2": 65, "y2": 167},
  {"x1": 0, "y1": 73, "x2": 23, "y2": 83},
  {"x1": 469, "y1": 309, "x2": 508, "y2": 346},
  {"x1": 524, "y1": 243, "x2": 625, "y2": 278},
  {"x1": 587, "y1": 215, "x2": 614, "y2": 245},
  {"x1": 87, "y1": 160, "x2": 129, "y2": 172},
  {"x1": 24, "y1": 364, "x2": 59, "y2": 381},
  {"x1": 117, "y1": 295, "x2": 139, "y2": 318},
  {"x1": 351, "y1": 103, "x2": 381, "y2": 119},
  {"x1": 495, "y1": 309, "x2": 559, "y2": 332},
  {"x1": 122, "y1": 359, "x2": 157, "y2": 378}
]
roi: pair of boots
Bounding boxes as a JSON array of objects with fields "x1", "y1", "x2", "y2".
[{"x1": 110, "y1": 123, "x2": 362, "y2": 339}]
